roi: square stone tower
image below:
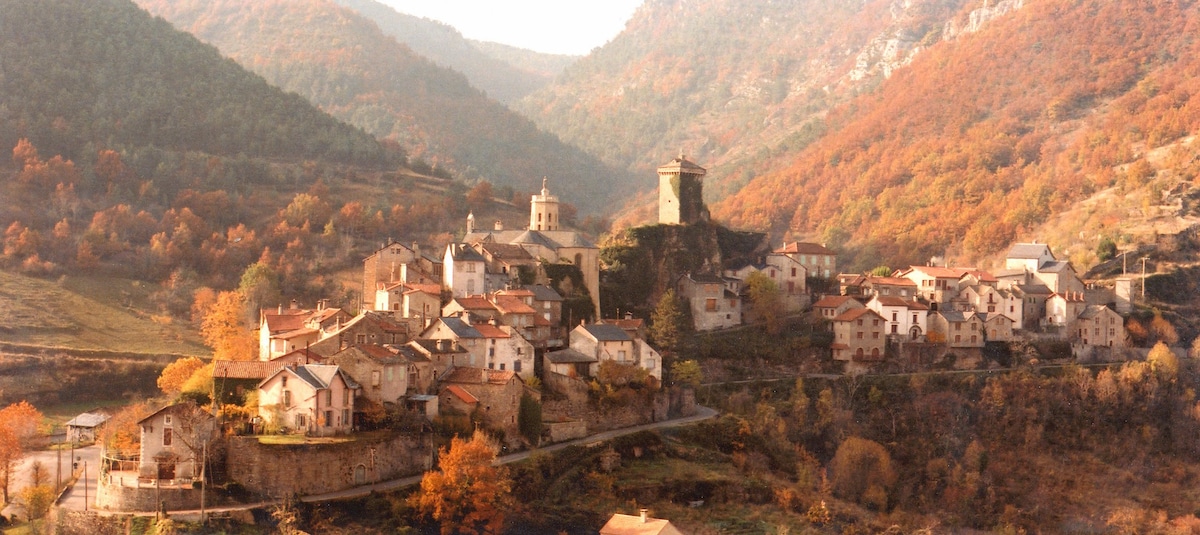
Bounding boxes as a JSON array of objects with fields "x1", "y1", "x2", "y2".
[{"x1": 658, "y1": 154, "x2": 706, "y2": 225}]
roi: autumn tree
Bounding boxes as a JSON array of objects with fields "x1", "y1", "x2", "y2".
[
  {"x1": 238, "y1": 261, "x2": 281, "y2": 314},
  {"x1": 745, "y1": 271, "x2": 785, "y2": 335},
  {"x1": 648, "y1": 289, "x2": 688, "y2": 352},
  {"x1": 158, "y1": 357, "x2": 207, "y2": 396},
  {"x1": 670, "y1": 359, "x2": 703, "y2": 388},
  {"x1": 99, "y1": 403, "x2": 152, "y2": 457},
  {"x1": 466, "y1": 181, "x2": 494, "y2": 210},
  {"x1": 200, "y1": 291, "x2": 257, "y2": 361},
  {"x1": 0, "y1": 401, "x2": 42, "y2": 504},
  {"x1": 829, "y1": 436, "x2": 896, "y2": 511},
  {"x1": 412, "y1": 432, "x2": 514, "y2": 535}
]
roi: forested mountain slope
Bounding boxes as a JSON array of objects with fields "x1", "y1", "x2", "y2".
[
  {"x1": 137, "y1": 0, "x2": 637, "y2": 212},
  {"x1": 715, "y1": 0, "x2": 1200, "y2": 267},
  {"x1": 0, "y1": 0, "x2": 387, "y2": 167},
  {"x1": 331, "y1": 0, "x2": 577, "y2": 105},
  {"x1": 514, "y1": 0, "x2": 982, "y2": 198}
]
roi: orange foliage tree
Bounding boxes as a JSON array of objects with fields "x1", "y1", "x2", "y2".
[
  {"x1": 200, "y1": 291, "x2": 257, "y2": 361},
  {"x1": 0, "y1": 401, "x2": 42, "y2": 503},
  {"x1": 98, "y1": 403, "x2": 153, "y2": 458},
  {"x1": 158, "y1": 357, "x2": 207, "y2": 396},
  {"x1": 411, "y1": 432, "x2": 514, "y2": 535}
]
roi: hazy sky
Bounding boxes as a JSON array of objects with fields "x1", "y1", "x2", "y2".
[{"x1": 376, "y1": 0, "x2": 643, "y2": 56}]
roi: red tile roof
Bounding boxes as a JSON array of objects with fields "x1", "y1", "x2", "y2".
[
  {"x1": 775, "y1": 242, "x2": 834, "y2": 255},
  {"x1": 444, "y1": 366, "x2": 516, "y2": 385},
  {"x1": 867, "y1": 276, "x2": 916, "y2": 286},
  {"x1": 813, "y1": 295, "x2": 858, "y2": 308},
  {"x1": 473, "y1": 324, "x2": 511, "y2": 339},
  {"x1": 213, "y1": 360, "x2": 283, "y2": 380},
  {"x1": 445, "y1": 385, "x2": 478, "y2": 404},
  {"x1": 832, "y1": 308, "x2": 881, "y2": 322},
  {"x1": 492, "y1": 296, "x2": 535, "y2": 315},
  {"x1": 452, "y1": 297, "x2": 497, "y2": 311}
]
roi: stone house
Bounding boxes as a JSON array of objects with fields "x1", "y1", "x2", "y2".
[
  {"x1": 1046, "y1": 291, "x2": 1088, "y2": 328},
  {"x1": 475, "y1": 242, "x2": 538, "y2": 291},
  {"x1": 360, "y1": 241, "x2": 439, "y2": 311},
  {"x1": 543, "y1": 348, "x2": 597, "y2": 378},
  {"x1": 1005, "y1": 242, "x2": 1056, "y2": 273},
  {"x1": 830, "y1": 308, "x2": 888, "y2": 362},
  {"x1": 328, "y1": 345, "x2": 408, "y2": 406},
  {"x1": 677, "y1": 273, "x2": 741, "y2": 331},
  {"x1": 438, "y1": 367, "x2": 528, "y2": 440},
  {"x1": 419, "y1": 317, "x2": 487, "y2": 368},
  {"x1": 570, "y1": 323, "x2": 663, "y2": 381},
  {"x1": 897, "y1": 265, "x2": 968, "y2": 305},
  {"x1": 444, "y1": 243, "x2": 488, "y2": 299},
  {"x1": 407, "y1": 339, "x2": 471, "y2": 385},
  {"x1": 866, "y1": 296, "x2": 928, "y2": 340},
  {"x1": 527, "y1": 284, "x2": 565, "y2": 345},
  {"x1": 725, "y1": 255, "x2": 807, "y2": 312},
  {"x1": 1013, "y1": 283, "x2": 1053, "y2": 330},
  {"x1": 258, "y1": 364, "x2": 359, "y2": 436},
  {"x1": 838, "y1": 273, "x2": 867, "y2": 296},
  {"x1": 775, "y1": 242, "x2": 837, "y2": 278},
  {"x1": 600, "y1": 511, "x2": 684, "y2": 535},
  {"x1": 374, "y1": 281, "x2": 442, "y2": 321},
  {"x1": 473, "y1": 323, "x2": 536, "y2": 379},
  {"x1": 259, "y1": 304, "x2": 352, "y2": 360},
  {"x1": 443, "y1": 296, "x2": 499, "y2": 323},
  {"x1": 307, "y1": 311, "x2": 412, "y2": 357},
  {"x1": 959, "y1": 285, "x2": 1023, "y2": 329},
  {"x1": 862, "y1": 276, "x2": 917, "y2": 299},
  {"x1": 812, "y1": 295, "x2": 864, "y2": 322},
  {"x1": 66, "y1": 411, "x2": 110, "y2": 443},
  {"x1": 1074, "y1": 305, "x2": 1126, "y2": 347},
  {"x1": 928, "y1": 311, "x2": 984, "y2": 348},
  {"x1": 137, "y1": 403, "x2": 216, "y2": 482},
  {"x1": 977, "y1": 312, "x2": 1015, "y2": 342}
]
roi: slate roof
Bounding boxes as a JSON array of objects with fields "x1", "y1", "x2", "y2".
[
  {"x1": 409, "y1": 339, "x2": 467, "y2": 355},
  {"x1": 975, "y1": 312, "x2": 1013, "y2": 323},
  {"x1": 448, "y1": 244, "x2": 486, "y2": 262},
  {"x1": 512, "y1": 230, "x2": 560, "y2": 249},
  {"x1": 1078, "y1": 304, "x2": 1114, "y2": 319},
  {"x1": 937, "y1": 310, "x2": 970, "y2": 323},
  {"x1": 579, "y1": 323, "x2": 631, "y2": 342},
  {"x1": 545, "y1": 348, "x2": 597, "y2": 364},
  {"x1": 479, "y1": 242, "x2": 534, "y2": 260},
  {"x1": 436, "y1": 317, "x2": 483, "y2": 338},
  {"x1": 1007, "y1": 243, "x2": 1054, "y2": 260},
  {"x1": 1039, "y1": 260, "x2": 1073, "y2": 273},
  {"x1": 66, "y1": 412, "x2": 110, "y2": 429},
  {"x1": 528, "y1": 285, "x2": 563, "y2": 302},
  {"x1": 1015, "y1": 283, "x2": 1053, "y2": 295}
]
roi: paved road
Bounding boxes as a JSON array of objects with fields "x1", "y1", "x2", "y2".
[
  {"x1": 55, "y1": 445, "x2": 100, "y2": 512},
  {"x1": 88, "y1": 406, "x2": 720, "y2": 518},
  {"x1": 5, "y1": 444, "x2": 99, "y2": 519}
]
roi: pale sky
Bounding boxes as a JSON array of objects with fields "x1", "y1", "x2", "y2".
[{"x1": 376, "y1": 0, "x2": 644, "y2": 56}]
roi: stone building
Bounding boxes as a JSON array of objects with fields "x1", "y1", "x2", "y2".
[{"x1": 657, "y1": 155, "x2": 707, "y2": 225}]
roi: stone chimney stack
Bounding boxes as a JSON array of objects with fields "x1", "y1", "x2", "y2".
[{"x1": 639, "y1": 509, "x2": 648, "y2": 523}]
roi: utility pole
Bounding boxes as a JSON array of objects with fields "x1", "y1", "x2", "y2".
[
  {"x1": 83, "y1": 461, "x2": 88, "y2": 512},
  {"x1": 200, "y1": 441, "x2": 207, "y2": 525},
  {"x1": 1141, "y1": 257, "x2": 1149, "y2": 300}
]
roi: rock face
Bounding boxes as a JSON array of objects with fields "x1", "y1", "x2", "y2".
[
  {"x1": 943, "y1": 0, "x2": 1027, "y2": 39},
  {"x1": 848, "y1": 0, "x2": 1027, "y2": 83}
]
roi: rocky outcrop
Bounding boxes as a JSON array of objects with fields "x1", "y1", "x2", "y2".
[{"x1": 943, "y1": 0, "x2": 1026, "y2": 40}]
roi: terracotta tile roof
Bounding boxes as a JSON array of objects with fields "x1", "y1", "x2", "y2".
[
  {"x1": 263, "y1": 311, "x2": 310, "y2": 333},
  {"x1": 213, "y1": 360, "x2": 283, "y2": 380},
  {"x1": 473, "y1": 324, "x2": 511, "y2": 339},
  {"x1": 492, "y1": 296, "x2": 535, "y2": 315},
  {"x1": 275, "y1": 327, "x2": 318, "y2": 340},
  {"x1": 605, "y1": 318, "x2": 644, "y2": 331},
  {"x1": 270, "y1": 349, "x2": 325, "y2": 365},
  {"x1": 907, "y1": 265, "x2": 968, "y2": 278},
  {"x1": 496, "y1": 288, "x2": 535, "y2": 298},
  {"x1": 832, "y1": 308, "x2": 879, "y2": 322},
  {"x1": 775, "y1": 242, "x2": 834, "y2": 255},
  {"x1": 872, "y1": 296, "x2": 912, "y2": 307},
  {"x1": 403, "y1": 283, "x2": 443, "y2": 296},
  {"x1": 813, "y1": 295, "x2": 858, "y2": 308},
  {"x1": 444, "y1": 385, "x2": 478, "y2": 404},
  {"x1": 867, "y1": 276, "x2": 916, "y2": 286}
]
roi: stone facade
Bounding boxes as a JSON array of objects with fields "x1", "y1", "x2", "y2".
[
  {"x1": 657, "y1": 155, "x2": 707, "y2": 225},
  {"x1": 225, "y1": 433, "x2": 430, "y2": 497}
]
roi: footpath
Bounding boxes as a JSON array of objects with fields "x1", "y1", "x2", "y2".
[{"x1": 58, "y1": 406, "x2": 719, "y2": 519}]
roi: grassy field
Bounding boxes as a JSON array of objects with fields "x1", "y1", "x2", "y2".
[{"x1": 0, "y1": 270, "x2": 206, "y2": 356}]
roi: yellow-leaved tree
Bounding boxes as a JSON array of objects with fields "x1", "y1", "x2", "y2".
[
  {"x1": 412, "y1": 432, "x2": 514, "y2": 535},
  {"x1": 200, "y1": 290, "x2": 256, "y2": 361},
  {"x1": 157, "y1": 356, "x2": 206, "y2": 396}
]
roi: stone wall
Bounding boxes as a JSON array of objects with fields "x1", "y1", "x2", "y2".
[
  {"x1": 95, "y1": 478, "x2": 225, "y2": 513},
  {"x1": 544, "y1": 419, "x2": 588, "y2": 443},
  {"x1": 225, "y1": 432, "x2": 430, "y2": 498}
]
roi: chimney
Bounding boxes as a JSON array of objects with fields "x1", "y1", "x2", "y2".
[
  {"x1": 438, "y1": 339, "x2": 448, "y2": 351},
  {"x1": 412, "y1": 242, "x2": 420, "y2": 257},
  {"x1": 277, "y1": 304, "x2": 283, "y2": 315},
  {"x1": 640, "y1": 509, "x2": 648, "y2": 523},
  {"x1": 466, "y1": 212, "x2": 475, "y2": 234},
  {"x1": 290, "y1": 299, "x2": 299, "y2": 310},
  {"x1": 482, "y1": 368, "x2": 489, "y2": 383},
  {"x1": 494, "y1": 220, "x2": 503, "y2": 231},
  {"x1": 625, "y1": 311, "x2": 633, "y2": 320}
]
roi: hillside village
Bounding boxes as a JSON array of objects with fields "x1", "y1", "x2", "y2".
[{"x1": 92, "y1": 154, "x2": 1151, "y2": 513}]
